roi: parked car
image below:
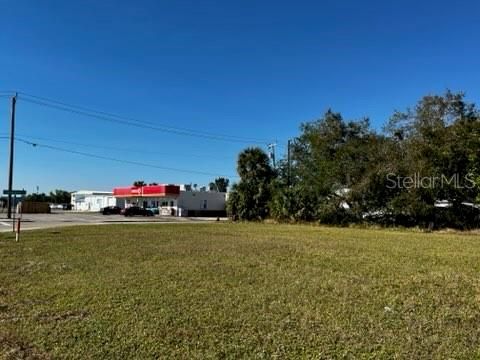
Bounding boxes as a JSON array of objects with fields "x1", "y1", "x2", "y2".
[
  {"x1": 121, "y1": 206, "x2": 154, "y2": 217},
  {"x1": 146, "y1": 207, "x2": 160, "y2": 215},
  {"x1": 101, "y1": 206, "x2": 122, "y2": 215},
  {"x1": 49, "y1": 203, "x2": 64, "y2": 210}
]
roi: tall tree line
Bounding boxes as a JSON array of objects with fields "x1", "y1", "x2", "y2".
[
  {"x1": 228, "y1": 91, "x2": 480, "y2": 229},
  {"x1": 25, "y1": 189, "x2": 71, "y2": 204}
]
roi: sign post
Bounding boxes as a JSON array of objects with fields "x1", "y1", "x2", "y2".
[
  {"x1": 16, "y1": 201, "x2": 22, "y2": 242},
  {"x1": 12, "y1": 194, "x2": 15, "y2": 232},
  {"x1": 3, "y1": 190, "x2": 26, "y2": 234}
]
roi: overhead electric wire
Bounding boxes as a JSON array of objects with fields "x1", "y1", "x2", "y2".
[
  {"x1": 20, "y1": 97, "x2": 265, "y2": 144},
  {"x1": 17, "y1": 91, "x2": 271, "y2": 145},
  {"x1": 13, "y1": 137, "x2": 238, "y2": 178},
  {"x1": 9, "y1": 133, "x2": 234, "y2": 161}
]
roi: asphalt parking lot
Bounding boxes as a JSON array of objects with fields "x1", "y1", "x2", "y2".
[{"x1": 0, "y1": 211, "x2": 224, "y2": 232}]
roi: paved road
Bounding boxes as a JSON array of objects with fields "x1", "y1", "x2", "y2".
[{"x1": 0, "y1": 211, "x2": 224, "y2": 232}]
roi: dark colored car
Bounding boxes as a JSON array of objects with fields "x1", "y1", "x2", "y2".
[
  {"x1": 101, "y1": 206, "x2": 122, "y2": 215},
  {"x1": 121, "y1": 206, "x2": 154, "y2": 217}
]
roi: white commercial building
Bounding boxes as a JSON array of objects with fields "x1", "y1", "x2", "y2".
[
  {"x1": 177, "y1": 190, "x2": 227, "y2": 216},
  {"x1": 71, "y1": 190, "x2": 123, "y2": 212},
  {"x1": 113, "y1": 184, "x2": 227, "y2": 216}
]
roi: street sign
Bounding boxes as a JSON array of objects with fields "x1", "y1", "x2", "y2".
[{"x1": 3, "y1": 189, "x2": 26, "y2": 196}]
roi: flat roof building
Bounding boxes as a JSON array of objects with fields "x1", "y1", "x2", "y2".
[
  {"x1": 71, "y1": 190, "x2": 124, "y2": 212},
  {"x1": 113, "y1": 184, "x2": 226, "y2": 217}
]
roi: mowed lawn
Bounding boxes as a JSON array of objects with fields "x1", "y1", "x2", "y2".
[{"x1": 1, "y1": 224, "x2": 480, "y2": 359}]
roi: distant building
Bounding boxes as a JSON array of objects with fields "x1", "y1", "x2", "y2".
[
  {"x1": 71, "y1": 190, "x2": 124, "y2": 212},
  {"x1": 113, "y1": 184, "x2": 226, "y2": 216},
  {"x1": 177, "y1": 188, "x2": 227, "y2": 217}
]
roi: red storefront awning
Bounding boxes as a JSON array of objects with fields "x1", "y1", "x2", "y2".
[{"x1": 113, "y1": 185, "x2": 180, "y2": 198}]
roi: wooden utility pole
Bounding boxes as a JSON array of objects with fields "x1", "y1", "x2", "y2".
[
  {"x1": 7, "y1": 93, "x2": 17, "y2": 219},
  {"x1": 287, "y1": 139, "x2": 291, "y2": 186}
]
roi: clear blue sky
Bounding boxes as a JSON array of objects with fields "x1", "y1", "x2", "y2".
[{"x1": 1, "y1": 0, "x2": 479, "y2": 193}]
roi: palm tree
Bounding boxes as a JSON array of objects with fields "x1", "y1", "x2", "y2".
[{"x1": 237, "y1": 147, "x2": 274, "y2": 181}]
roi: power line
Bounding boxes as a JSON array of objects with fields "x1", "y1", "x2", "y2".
[
  {"x1": 8, "y1": 133, "x2": 234, "y2": 161},
  {"x1": 17, "y1": 91, "x2": 272, "y2": 144},
  {"x1": 14, "y1": 137, "x2": 238, "y2": 178},
  {"x1": 20, "y1": 96, "x2": 264, "y2": 144}
]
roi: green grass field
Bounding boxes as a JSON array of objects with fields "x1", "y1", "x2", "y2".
[{"x1": 1, "y1": 223, "x2": 480, "y2": 359}]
